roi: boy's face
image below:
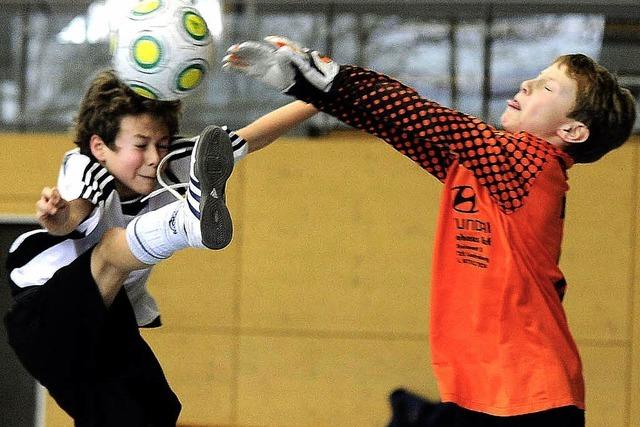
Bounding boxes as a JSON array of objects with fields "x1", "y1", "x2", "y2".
[
  {"x1": 500, "y1": 62, "x2": 578, "y2": 145},
  {"x1": 97, "y1": 113, "x2": 170, "y2": 199}
]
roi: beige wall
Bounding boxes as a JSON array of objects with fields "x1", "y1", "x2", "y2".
[{"x1": 1, "y1": 132, "x2": 638, "y2": 426}]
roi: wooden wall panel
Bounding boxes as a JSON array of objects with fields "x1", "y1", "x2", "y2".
[
  {"x1": 581, "y1": 345, "x2": 629, "y2": 426},
  {"x1": 1, "y1": 133, "x2": 637, "y2": 426},
  {"x1": 0, "y1": 133, "x2": 73, "y2": 214},
  {"x1": 239, "y1": 136, "x2": 437, "y2": 335},
  {"x1": 141, "y1": 330, "x2": 237, "y2": 426},
  {"x1": 562, "y1": 145, "x2": 635, "y2": 342},
  {"x1": 629, "y1": 141, "x2": 640, "y2": 427},
  {"x1": 235, "y1": 335, "x2": 435, "y2": 427}
]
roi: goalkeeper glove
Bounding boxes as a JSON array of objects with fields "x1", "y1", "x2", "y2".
[{"x1": 222, "y1": 36, "x2": 339, "y2": 94}]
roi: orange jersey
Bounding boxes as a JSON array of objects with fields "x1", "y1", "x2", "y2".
[{"x1": 292, "y1": 66, "x2": 585, "y2": 415}]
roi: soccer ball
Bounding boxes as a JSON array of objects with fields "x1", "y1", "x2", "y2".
[{"x1": 111, "y1": 0, "x2": 215, "y2": 101}]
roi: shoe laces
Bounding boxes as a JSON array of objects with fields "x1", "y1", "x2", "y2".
[{"x1": 140, "y1": 145, "x2": 192, "y2": 203}]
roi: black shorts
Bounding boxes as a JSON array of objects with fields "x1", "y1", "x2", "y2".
[
  {"x1": 4, "y1": 248, "x2": 181, "y2": 427},
  {"x1": 429, "y1": 402, "x2": 585, "y2": 427},
  {"x1": 389, "y1": 389, "x2": 584, "y2": 427}
]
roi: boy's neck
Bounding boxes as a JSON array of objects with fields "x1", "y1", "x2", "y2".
[{"x1": 115, "y1": 181, "x2": 142, "y2": 201}]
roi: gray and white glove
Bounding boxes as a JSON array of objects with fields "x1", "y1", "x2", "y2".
[{"x1": 222, "y1": 36, "x2": 339, "y2": 93}]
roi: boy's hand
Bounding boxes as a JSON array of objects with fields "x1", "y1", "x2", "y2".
[
  {"x1": 36, "y1": 187, "x2": 71, "y2": 234},
  {"x1": 222, "y1": 36, "x2": 339, "y2": 94}
]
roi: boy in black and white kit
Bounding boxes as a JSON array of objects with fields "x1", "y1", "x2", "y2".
[{"x1": 4, "y1": 70, "x2": 317, "y2": 426}]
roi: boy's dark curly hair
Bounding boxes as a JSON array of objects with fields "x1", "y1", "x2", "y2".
[{"x1": 73, "y1": 70, "x2": 182, "y2": 157}]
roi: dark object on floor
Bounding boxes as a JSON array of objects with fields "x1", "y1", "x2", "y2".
[{"x1": 388, "y1": 388, "x2": 448, "y2": 427}]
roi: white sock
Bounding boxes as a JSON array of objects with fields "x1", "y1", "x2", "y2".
[{"x1": 125, "y1": 199, "x2": 203, "y2": 265}]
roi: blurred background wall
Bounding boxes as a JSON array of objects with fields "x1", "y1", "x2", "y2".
[
  {"x1": 0, "y1": 1, "x2": 639, "y2": 426},
  {"x1": 0, "y1": 0, "x2": 639, "y2": 134}
]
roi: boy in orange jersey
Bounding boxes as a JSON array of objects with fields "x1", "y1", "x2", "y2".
[{"x1": 222, "y1": 37, "x2": 636, "y2": 426}]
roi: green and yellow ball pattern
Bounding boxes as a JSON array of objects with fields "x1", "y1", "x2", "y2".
[
  {"x1": 182, "y1": 11, "x2": 209, "y2": 41},
  {"x1": 176, "y1": 64, "x2": 205, "y2": 92},
  {"x1": 131, "y1": 35, "x2": 163, "y2": 70},
  {"x1": 114, "y1": 1, "x2": 214, "y2": 100},
  {"x1": 132, "y1": 0, "x2": 162, "y2": 16},
  {"x1": 129, "y1": 83, "x2": 159, "y2": 100}
]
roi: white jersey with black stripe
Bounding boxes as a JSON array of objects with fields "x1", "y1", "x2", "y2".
[{"x1": 7, "y1": 127, "x2": 248, "y2": 327}]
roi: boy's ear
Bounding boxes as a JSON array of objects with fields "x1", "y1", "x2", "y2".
[
  {"x1": 557, "y1": 121, "x2": 589, "y2": 144},
  {"x1": 89, "y1": 135, "x2": 108, "y2": 162}
]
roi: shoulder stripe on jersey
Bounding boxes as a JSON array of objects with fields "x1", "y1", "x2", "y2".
[
  {"x1": 222, "y1": 126, "x2": 247, "y2": 152},
  {"x1": 6, "y1": 229, "x2": 84, "y2": 271},
  {"x1": 167, "y1": 150, "x2": 192, "y2": 162},
  {"x1": 79, "y1": 160, "x2": 115, "y2": 205},
  {"x1": 170, "y1": 136, "x2": 196, "y2": 151},
  {"x1": 230, "y1": 134, "x2": 247, "y2": 151},
  {"x1": 169, "y1": 127, "x2": 246, "y2": 160}
]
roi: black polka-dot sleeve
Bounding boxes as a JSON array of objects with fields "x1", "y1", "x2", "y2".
[{"x1": 289, "y1": 65, "x2": 570, "y2": 214}]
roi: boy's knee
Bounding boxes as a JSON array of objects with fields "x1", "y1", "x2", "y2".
[
  {"x1": 90, "y1": 228, "x2": 130, "y2": 306},
  {"x1": 94, "y1": 228, "x2": 126, "y2": 266}
]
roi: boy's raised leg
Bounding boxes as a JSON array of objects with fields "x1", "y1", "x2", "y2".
[
  {"x1": 188, "y1": 125, "x2": 235, "y2": 249},
  {"x1": 92, "y1": 126, "x2": 236, "y2": 305}
]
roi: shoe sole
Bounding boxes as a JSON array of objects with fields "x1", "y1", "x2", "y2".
[{"x1": 194, "y1": 125, "x2": 234, "y2": 249}]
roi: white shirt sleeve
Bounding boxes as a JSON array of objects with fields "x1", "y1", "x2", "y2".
[
  {"x1": 224, "y1": 126, "x2": 249, "y2": 164},
  {"x1": 57, "y1": 149, "x2": 115, "y2": 205}
]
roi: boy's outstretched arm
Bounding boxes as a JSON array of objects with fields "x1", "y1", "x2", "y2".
[
  {"x1": 235, "y1": 100, "x2": 318, "y2": 153},
  {"x1": 223, "y1": 37, "x2": 455, "y2": 180},
  {"x1": 224, "y1": 37, "x2": 572, "y2": 215}
]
